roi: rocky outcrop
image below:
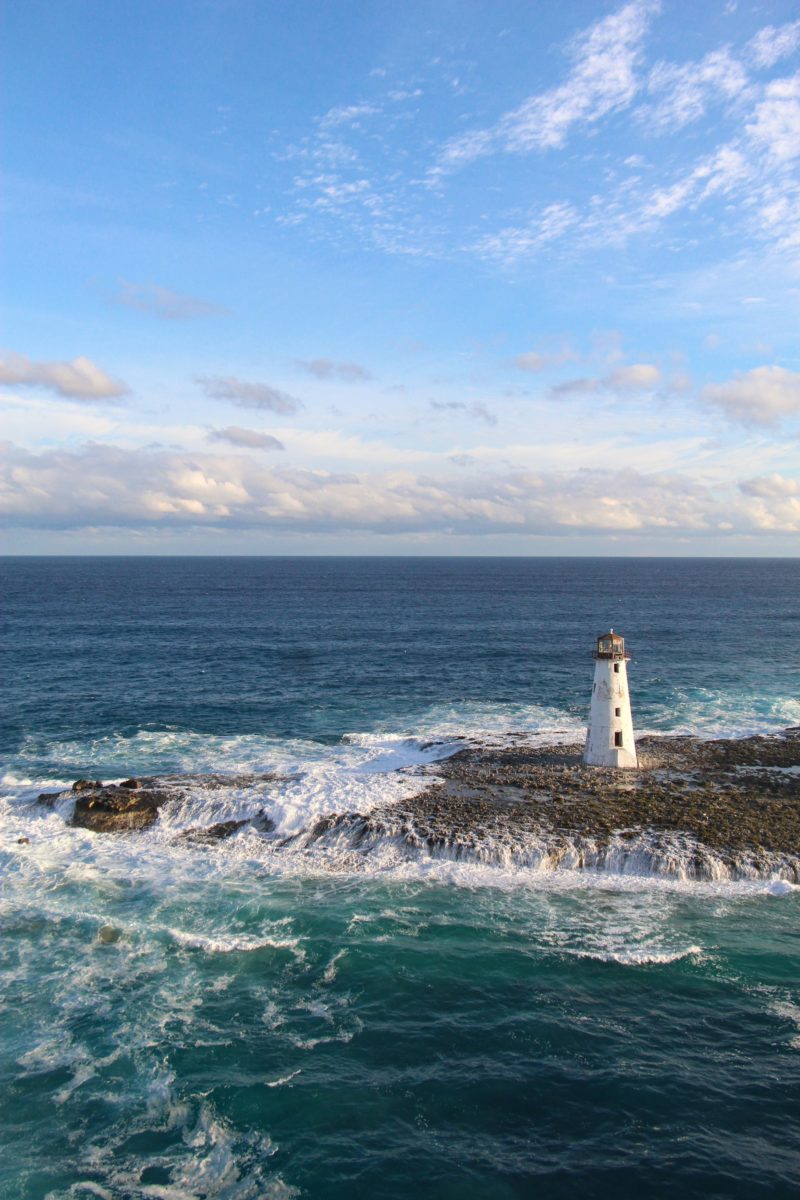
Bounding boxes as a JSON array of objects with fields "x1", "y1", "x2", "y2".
[
  {"x1": 276, "y1": 728, "x2": 800, "y2": 880},
  {"x1": 399, "y1": 728, "x2": 800, "y2": 858},
  {"x1": 31, "y1": 730, "x2": 800, "y2": 880},
  {"x1": 71, "y1": 784, "x2": 174, "y2": 832},
  {"x1": 36, "y1": 773, "x2": 288, "y2": 836},
  {"x1": 179, "y1": 812, "x2": 276, "y2": 844}
]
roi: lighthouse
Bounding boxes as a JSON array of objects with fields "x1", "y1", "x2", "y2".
[{"x1": 583, "y1": 630, "x2": 637, "y2": 769}]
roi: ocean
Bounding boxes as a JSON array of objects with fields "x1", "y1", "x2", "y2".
[{"x1": 2, "y1": 556, "x2": 800, "y2": 1199}]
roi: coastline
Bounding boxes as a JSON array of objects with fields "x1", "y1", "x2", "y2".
[{"x1": 33, "y1": 727, "x2": 800, "y2": 883}]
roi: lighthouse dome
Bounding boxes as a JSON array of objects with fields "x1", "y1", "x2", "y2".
[{"x1": 594, "y1": 631, "x2": 628, "y2": 660}]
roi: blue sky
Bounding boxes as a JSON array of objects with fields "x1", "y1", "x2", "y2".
[{"x1": 2, "y1": 0, "x2": 800, "y2": 554}]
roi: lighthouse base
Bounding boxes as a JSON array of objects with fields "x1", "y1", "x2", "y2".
[{"x1": 583, "y1": 738, "x2": 638, "y2": 769}]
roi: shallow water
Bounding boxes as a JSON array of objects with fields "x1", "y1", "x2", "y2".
[{"x1": 2, "y1": 557, "x2": 800, "y2": 1198}]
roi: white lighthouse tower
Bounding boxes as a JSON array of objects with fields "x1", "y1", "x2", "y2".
[{"x1": 583, "y1": 630, "x2": 637, "y2": 769}]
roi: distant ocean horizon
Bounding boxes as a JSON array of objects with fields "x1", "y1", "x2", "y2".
[{"x1": 2, "y1": 555, "x2": 800, "y2": 1198}]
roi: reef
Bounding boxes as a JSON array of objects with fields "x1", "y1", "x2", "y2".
[
  {"x1": 33, "y1": 728, "x2": 800, "y2": 881},
  {"x1": 326, "y1": 727, "x2": 800, "y2": 880},
  {"x1": 402, "y1": 727, "x2": 800, "y2": 857},
  {"x1": 36, "y1": 774, "x2": 286, "y2": 835}
]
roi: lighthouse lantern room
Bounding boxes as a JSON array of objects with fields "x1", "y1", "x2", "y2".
[{"x1": 583, "y1": 629, "x2": 638, "y2": 769}]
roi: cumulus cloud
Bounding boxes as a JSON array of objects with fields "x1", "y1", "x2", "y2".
[
  {"x1": 514, "y1": 343, "x2": 578, "y2": 372},
  {"x1": 0, "y1": 352, "x2": 128, "y2": 401},
  {"x1": 739, "y1": 473, "x2": 800, "y2": 498},
  {"x1": 197, "y1": 375, "x2": 303, "y2": 414},
  {"x1": 748, "y1": 22, "x2": 800, "y2": 70},
  {"x1": 207, "y1": 426, "x2": 285, "y2": 450},
  {"x1": 551, "y1": 363, "x2": 661, "y2": 397},
  {"x1": 111, "y1": 279, "x2": 227, "y2": 320},
  {"x1": 606, "y1": 363, "x2": 662, "y2": 389},
  {"x1": 295, "y1": 358, "x2": 372, "y2": 381},
  {"x1": 551, "y1": 377, "x2": 599, "y2": 398},
  {"x1": 515, "y1": 352, "x2": 548, "y2": 373},
  {"x1": 703, "y1": 365, "x2": 800, "y2": 425},
  {"x1": 432, "y1": 0, "x2": 659, "y2": 176},
  {"x1": 1, "y1": 443, "x2": 797, "y2": 538},
  {"x1": 737, "y1": 473, "x2": 800, "y2": 531}
]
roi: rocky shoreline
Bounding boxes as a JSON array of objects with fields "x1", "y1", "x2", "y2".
[{"x1": 33, "y1": 728, "x2": 800, "y2": 881}]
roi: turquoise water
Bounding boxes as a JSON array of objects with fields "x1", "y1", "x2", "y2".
[{"x1": 2, "y1": 558, "x2": 800, "y2": 1198}]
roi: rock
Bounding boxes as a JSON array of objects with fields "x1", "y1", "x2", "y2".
[
  {"x1": 97, "y1": 924, "x2": 121, "y2": 944},
  {"x1": 33, "y1": 734, "x2": 800, "y2": 876},
  {"x1": 180, "y1": 810, "x2": 276, "y2": 845},
  {"x1": 71, "y1": 785, "x2": 173, "y2": 832},
  {"x1": 17, "y1": 836, "x2": 30, "y2": 845},
  {"x1": 180, "y1": 818, "x2": 250, "y2": 844},
  {"x1": 36, "y1": 773, "x2": 288, "y2": 835},
  {"x1": 37, "y1": 792, "x2": 64, "y2": 807},
  {"x1": 251, "y1": 811, "x2": 276, "y2": 834}
]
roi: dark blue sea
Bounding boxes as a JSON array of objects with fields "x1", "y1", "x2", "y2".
[{"x1": 2, "y1": 557, "x2": 800, "y2": 1199}]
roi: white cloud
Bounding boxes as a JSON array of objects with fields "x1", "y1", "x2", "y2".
[
  {"x1": 515, "y1": 352, "x2": 548, "y2": 372},
  {"x1": 472, "y1": 134, "x2": 758, "y2": 265},
  {"x1": 0, "y1": 352, "x2": 128, "y2": 400},
  {"x1": 207, "y1": 426, "x2": 285, "y2": 450},
  {"x1": 513, "y1": 342, "x2": 578, "y2": 372},
  {"x1": 703, "y1": 365, "x2": 800, "y2": 425},
  {"x1": 606, "y1": 363, "x2": 662, "y2": 389},
  {"x1": 551, "y1": 362, "x2": 662, "y2": 397},
  {"x1": 550, "y1": 377, "x2": 600, "y2": 398},
  {"x1": 496, "y1": 0, "x2": 662, "y2": 152},
  {"x1": 111, "y1": 279, "x2": 227, "y2": 320},
  {"x1": 503, "y1": 0, "x2": 660, "y2": 150},
  {"x1": 642, "y1": 47, "x2": 748, "y2": 132},
  {"x1": 739, "y1": 473, "x2": 800, "y2": 498},
  {"x1": 295, "y1": 358, "x2": 372, "y2": 381},
  {"x1": 746, "y1": 72, "x2": 800, "y2": 161},
  {"x1": 434, "y1": 129, "x2": 495, "y2": 174},
  {"x1": 197, "y1": 375, "x2": 303, "y2": 414},
  {"x1": 748, "y1": 22, "x2": 800, "y2": 70},
  {"x1": 274, "y1": 6, "x2": 799, "y2": 268},
  {"x1": 430, "y1": 400, "x2": 497, "y2": 426},
  {"x1": 756, "y1": 179, "x2": 800, "y2": 249},
  {"x1": 473, "y1": 202, "x2": 579, "y2": 264},
  {"x1": 2, "y1": 443, "x2": 797, "y2": 537},
  {"x1": 319, "y1": 103, "x2": 380, "y2": 129},
  {"x1": 432, "y1": 0, "x2": 660, "y2": 178},
  {"x1": 738, "y1": 473, "x2": 800, "y2": 530}
]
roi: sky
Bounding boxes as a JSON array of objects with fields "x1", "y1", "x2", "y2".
[{"x1": 2, "y1": 0, "x2": 800, "y2": 555}]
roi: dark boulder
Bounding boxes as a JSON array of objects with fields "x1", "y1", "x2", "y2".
[
  {"x1": 71, "y1": 785, "x2": 173, "y2": 832},
  {"x1": 179, "y1": 818, "x2": 250, "y2": 844},
  {"x1": 179, "y1": 810, "x2": 276, "y2": 845},
  {"x1": 251, "y1": 811, "x2": 276, "y2": 833},
  {"x1": 37, "y1": 792, "x2": 64, "y2": 808}
]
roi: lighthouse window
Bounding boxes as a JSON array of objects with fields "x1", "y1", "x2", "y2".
[
  {"x1": 614, "y1": 732, "x2": 623, "y2": 747},
  {"x1": 613, "y1": 663, "x2": 620, "y2": 674},
  {"x1": 615, "y1": 707, "x2": 621, "y2": 716}
]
